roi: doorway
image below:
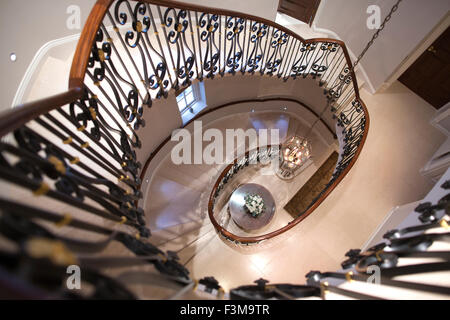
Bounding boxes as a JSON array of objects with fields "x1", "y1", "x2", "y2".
[
  {"x1": 277, "y1": 0, "x2": 321, "y2": 26},
  {"x1": 399, "y1": 27, "x2": 450, "y2": 109}
]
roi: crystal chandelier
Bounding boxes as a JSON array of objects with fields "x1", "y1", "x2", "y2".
[{"x1": 277, "y1": 135, "x2": 312, "y2": 180}]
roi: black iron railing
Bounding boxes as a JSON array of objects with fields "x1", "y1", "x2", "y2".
[{"x1": 0, "y1": 0, "x2": 371, "y2": 298}]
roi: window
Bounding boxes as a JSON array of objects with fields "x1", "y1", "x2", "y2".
[
  {"x1": 176, "y1": 82, "x2": 207, "y2": 125},
  {"x1": 176, "y1": 85, "x2": 196, "y2": 115}
]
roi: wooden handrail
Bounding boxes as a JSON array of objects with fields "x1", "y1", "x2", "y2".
[{"x1": 0, "y1": 0, "x2": 361, "y2": 138}]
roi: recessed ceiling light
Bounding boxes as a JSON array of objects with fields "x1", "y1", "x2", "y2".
[{"x1": 10, "y1": 53, "x2": 17, "y2": 62}]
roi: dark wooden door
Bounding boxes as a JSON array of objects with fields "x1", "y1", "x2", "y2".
[
  {"x1": 399, "y1": 27, "x2": 450, "y2": 109},
  {"x1": 278, "y1": 0, "x2": 321, "y2": 26}
]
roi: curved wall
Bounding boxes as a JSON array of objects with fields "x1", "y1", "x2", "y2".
[
  {"x1": 136, "y1": 74, "x2": 335, "y2": 167},
  {"x1": 136, "y1": 74, "x2": 338, "y2": 208}
]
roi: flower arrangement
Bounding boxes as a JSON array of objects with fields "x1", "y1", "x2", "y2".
[{"x1": 244, "y1": 193, "x2": 266, "y2": 217}]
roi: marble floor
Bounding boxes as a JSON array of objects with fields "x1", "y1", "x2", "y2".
[{"x1": 145, "y1": 111, "x2": 333, "y2": 232}]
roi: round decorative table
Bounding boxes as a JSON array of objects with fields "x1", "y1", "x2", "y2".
[{"x1": 228, "y1": 183, "x2": 276, "y2": 230}]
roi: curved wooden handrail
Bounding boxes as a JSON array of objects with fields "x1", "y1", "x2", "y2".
[
  {"x1": 139, "y1": 94, "x2": 337, "y2": 184},
  {"x1": 69, "y1": 0, "x2": 114, "y2": 89},
  {"x1": 208, "y1": 99, "x2": 369, "y2": 244},
  {"x1": 0, "y1": 88, "x2": 83, "y2": 137}
]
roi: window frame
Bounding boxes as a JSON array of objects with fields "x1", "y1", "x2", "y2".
[{"x1": 176, "y1": 85, "x2": 198, "y2": 115}]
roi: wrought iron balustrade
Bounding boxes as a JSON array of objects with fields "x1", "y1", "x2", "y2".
[{"x1": 0, "y1": 0, "x2": 369, "y2": 298}]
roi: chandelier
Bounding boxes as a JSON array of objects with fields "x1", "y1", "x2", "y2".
[{"x1": 277, "y1": 135, "x2": 311, "y2": 180}]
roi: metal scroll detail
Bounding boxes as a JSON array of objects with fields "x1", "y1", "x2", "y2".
[
  {"x1": 225, "y1": 16, "x2": 246, "y2": 74},
  {"x1": 264, "y1": 29, "x2": 289, "y2": 75},
  {"x1": 310, "y1": 42, "x2": 339, "y2": 79},
  {"x1": 162, "y1": 7, "x2": 195, "y2": 86},
  {"x1": 246, "y1": 22, "x2": 268, "y2": 74},
  {"x1": 198, "y1": 13, "x2": 220, "y2": 79},
  {"x1": 291, "y1": 42, "x2": 317, "y2": 78}
]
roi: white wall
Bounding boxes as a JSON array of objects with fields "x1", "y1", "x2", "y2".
[
  {"x1": 314, "y1": 0, "x2": 450, "y2": 93},
  {"x1": 168, "y1": 0, "x2": 279, "y2": 21},
  {"x1": 0, "y1": 0, "x2": 96, "y2": 110},
  {"x1": 136, "y1": 94, "x2": 183, "y2": 165}
]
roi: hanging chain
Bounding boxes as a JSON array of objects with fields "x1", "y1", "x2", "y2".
[{"x1": 352, "y1": 0, "x2": 403, "y2": 69}]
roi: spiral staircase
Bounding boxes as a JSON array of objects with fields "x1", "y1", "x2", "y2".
[{"x1": 0, "y1": 0, "x2": 448, "y2": 300}]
